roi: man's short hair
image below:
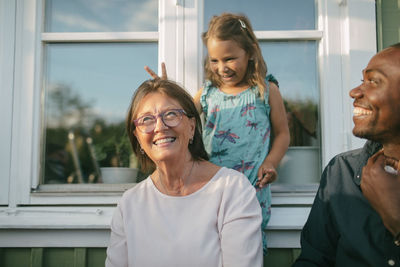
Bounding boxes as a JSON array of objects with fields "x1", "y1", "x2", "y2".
[{"x1": 389, "y1": 42, "x2": 400, "y2": 49}]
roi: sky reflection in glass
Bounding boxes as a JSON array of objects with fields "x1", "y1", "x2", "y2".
[
  {"x1": 45, "y1": 0, "x2": 158, "y2": 32},
  {"x1": 260, "y1": 41, "x2": 319, "y2": 104},
  {"x1": 45, "y1": 43, "x2": 158, "y2": 126},
  {"x1": 204, "y1": 0, "x2": 315, "y2": 31}
]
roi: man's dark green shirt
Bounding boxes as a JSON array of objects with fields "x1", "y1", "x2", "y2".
[{"x1": 294, "y1": 141, "x2": 400, "y2": 267}]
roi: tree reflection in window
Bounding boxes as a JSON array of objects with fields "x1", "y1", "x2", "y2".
[
  {"x1": 43, "y1": 83, "x2": 140, "y2": 184},
  {"x1": 284, "y1": 99, "x2": 318, "y2": 147}
]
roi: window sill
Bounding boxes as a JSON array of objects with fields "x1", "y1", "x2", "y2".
[
  {"x1": 0, "y1": 205, "x2": 310, "y2": 248},
  {"x1": 271, "y1": 183, "x2": 318, "y2": 205},
  {"x1": 29, "y1": 183, "x2": 318, "y2": 205}
]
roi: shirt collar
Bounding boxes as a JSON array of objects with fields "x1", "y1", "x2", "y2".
[{"x1": 353, "y1": 140, "x2": 382, "y2": 186}]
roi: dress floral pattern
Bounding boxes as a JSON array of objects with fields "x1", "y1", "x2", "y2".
[{"x1": 200, "y1": 75, "x2": 275, "y2": 253}]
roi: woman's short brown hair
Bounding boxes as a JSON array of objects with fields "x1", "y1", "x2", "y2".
[{"x1": 126, "y1": 79, "x2": 209, "y2": 173}]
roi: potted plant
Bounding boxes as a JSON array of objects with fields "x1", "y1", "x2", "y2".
[{"x1": 93, "y1": 124, "x2": 139, "y2": 184}]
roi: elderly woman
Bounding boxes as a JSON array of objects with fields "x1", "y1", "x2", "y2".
[{"x1": 106, "y1": 79, "x2": 262, "y2": 267}]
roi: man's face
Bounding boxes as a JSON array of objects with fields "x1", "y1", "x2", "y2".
[{"x1": 349, "y1": 47, "x2": 400, "y2": 143}]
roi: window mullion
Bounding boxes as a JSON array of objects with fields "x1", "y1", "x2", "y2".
[
  {"x1": 41, "y1": 32, "x2": 158, "y2": 42},
  {"x1": 158, "y1": 0, "x2": 178, "y2": 81},
  {"x1": 255, "y1": 30, "x2": 323, "y2": 40}
]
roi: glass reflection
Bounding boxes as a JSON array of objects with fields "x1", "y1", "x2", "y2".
[
  {"x1": 43, "y1": 43, "x2": 157, "y2": 184},
  {"x1": 260, "y1": 41, "x2": 319, "y2": 147},
  {"x1": 45, "y1": 0, "x2": 158, "y2": 32},
  {"x1": 204, "y1": 0, "x2": 316, "y2": 31}
]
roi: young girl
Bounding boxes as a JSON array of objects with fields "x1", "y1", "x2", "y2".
[
  {"x1": 145, "y1": 13, "x2": 290, "y2": 254},
  {"x1": 193, "y1": 13, "x2": 290, "y2": 254}
]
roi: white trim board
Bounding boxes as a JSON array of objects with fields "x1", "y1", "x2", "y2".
[
  {"x1": 0, "y1": 206, "x2": 309, "y2": 248},
  {"x1": 0, "y1": 228, "x2": 302, "y2": 248}
]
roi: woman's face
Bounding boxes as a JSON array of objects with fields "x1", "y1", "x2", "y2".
[{"x1": 133, "y1": 92, "x2": 195, "y2": 164}]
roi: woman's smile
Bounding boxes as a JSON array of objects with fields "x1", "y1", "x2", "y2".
[{"x1": 153, "y1": 136, "x2": 176, "y2": 146}]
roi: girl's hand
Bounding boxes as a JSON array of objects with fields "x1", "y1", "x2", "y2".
[
  {"x1": 144, "y1": 62, "x2": 168, "y2": 80},
  {"x1": 256, "y1": 162, "x2": 277, "y2": 188}
]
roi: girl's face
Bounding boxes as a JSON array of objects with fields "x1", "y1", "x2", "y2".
[
  {"x1": 133, "y1": 92, "x2": 195, "y2": 164},
  {"x1": 207, "y1": 38, "x2": 250, "y2": 89}
]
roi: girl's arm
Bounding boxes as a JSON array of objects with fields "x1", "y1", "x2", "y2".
[
  {"x1": 257, "y1": 82, "x2": 290, "y2": 188},
  {"x1": 193, "y1": 88, "x2": 204, "y2": 115}
]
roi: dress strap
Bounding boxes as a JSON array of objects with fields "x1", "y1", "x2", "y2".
[
  {"x1": 263, "y1": 74, "x2": 279, "y2": 115},
  {"x1": 199, "y1": 80, "x2": 215, "y2": 115}
]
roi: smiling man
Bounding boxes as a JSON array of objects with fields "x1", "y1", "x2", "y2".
[{"x1": 293, "y1": 43, "x2": 400, "y2": 267}]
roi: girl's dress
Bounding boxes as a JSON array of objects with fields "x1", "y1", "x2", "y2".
[{"x1": 200, "y1": 75, "x2": 276, "y2": 254}]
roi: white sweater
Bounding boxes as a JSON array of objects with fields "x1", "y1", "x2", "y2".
[{"x1": 106, "y1": 167, "x2": 263, "y2": 267}]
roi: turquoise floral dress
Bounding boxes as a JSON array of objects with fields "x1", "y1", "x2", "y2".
[{"x1": 200, "y1": 75, "x2": 277, "y2": 254}]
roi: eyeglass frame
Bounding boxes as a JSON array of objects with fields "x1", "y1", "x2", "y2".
[{"x1": 133, "y1": 108, "x2": 188, "y2": 134}]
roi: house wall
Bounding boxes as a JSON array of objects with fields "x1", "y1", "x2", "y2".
[
  {"x1": 376, "y1": 0, "x2": 400, "y2": 50},
  {"x1": 0, "y1": 248, "x2": 301, "y2": 267},
  {"x1": 1, "y1": 1, "x2": 398, "y2": 267}
]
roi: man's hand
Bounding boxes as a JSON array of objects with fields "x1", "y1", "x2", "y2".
[
  {"x1": 144, "y1": 62, "x2": 167, "y2": 80},
  {"x1": 361, "y1": 150, "x2": 400, "y2": 236}
]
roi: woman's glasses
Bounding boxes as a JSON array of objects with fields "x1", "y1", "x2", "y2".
[{"x1": 133, "y1": 109, "x2": 187, "y2": 133}]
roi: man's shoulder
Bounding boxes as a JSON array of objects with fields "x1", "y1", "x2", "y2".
[
  {"x1": 333, "y1": 147, "x2": 364, "y2": 161},
  {"x1": 321, "y1": 141, "x2": 381, "y2": 186},
  {"x1": 327, "y1": 147, "x2": 364, "y2": 169},
  {"x1": 328, "y1": 141, "x2": 380, "y2": 168}
]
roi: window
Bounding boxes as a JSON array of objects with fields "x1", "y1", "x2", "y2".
[
  {"x1": 7, "y1": 0, "x2": 180, "y2": 205},
  {"x1": 41, "y1": 0, "x2": 158, "y2": 186},
  {"x1": 203, "y1": 0, "x2": 321, "y2": 185}
]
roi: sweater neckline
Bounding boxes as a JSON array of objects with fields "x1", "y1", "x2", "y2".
[{"x1": 148, "y1": 167, "x2": 225, "y2": 199}]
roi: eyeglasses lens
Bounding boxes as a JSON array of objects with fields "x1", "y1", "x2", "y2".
[{"x1": 136, "y1": 110, "x2": 183, "y2": 133}]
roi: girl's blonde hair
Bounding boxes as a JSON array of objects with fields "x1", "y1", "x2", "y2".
[{"x1": 202, "y1": 13, "x2": 267, "y2": 98}]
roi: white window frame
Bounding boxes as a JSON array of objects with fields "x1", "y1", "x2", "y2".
[
  {"x1": 7, "y1": 0, "x2": 181, "y2": 206},
  {"x1": 0, "y1": 0, "x2": 377, "y2": 249},
  {"x1": 0, "y1": 0, "x2": 16, "y2": 205}
]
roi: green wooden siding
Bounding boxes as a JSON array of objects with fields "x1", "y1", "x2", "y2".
[
  {"x1": 0, "y1": 248, "x2": 107, "y2": 267},
  {"x1": 0, "y1": 248, "x2": 299, "y2": 267},
  {"x1": 377, "y1": 0, "x2": 400, "y2": 50}
]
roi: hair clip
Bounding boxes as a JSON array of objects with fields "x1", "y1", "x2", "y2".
[{"x1": 238, "y1": 19, "x2": 246, "y2": 29}]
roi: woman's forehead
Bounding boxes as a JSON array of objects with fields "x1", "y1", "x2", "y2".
[{"x1": 135, "y1": 92, "x2": 182, "y2": 115}]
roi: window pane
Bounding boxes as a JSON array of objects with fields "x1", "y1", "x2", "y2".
[
  {"x1": 204, "y1": 0, "x2": 316, "y2": 31},
  {"x1": 43, "y1": 43, "x2": 157, "y2": 184},
  {"x1": 202, "y1": 0, "x2": 320, "y2": 184},
  {"x1": 261, "y1": 41, "x2": 319, "y2": 147},
  {"x1": 260, "y1": 41, "x2": 321, "y2": 183},
  {"x1": 45, "y1": 0, "x2": 158, "y2": 32}
]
